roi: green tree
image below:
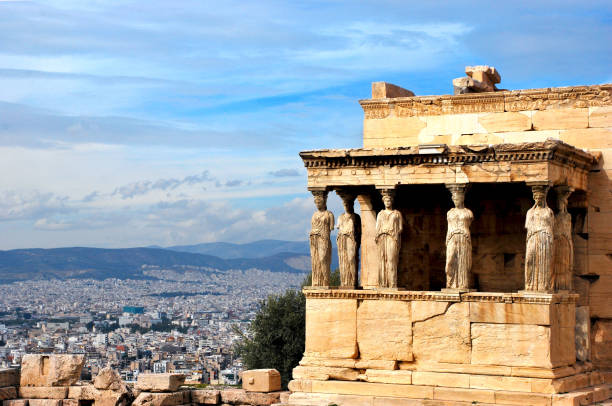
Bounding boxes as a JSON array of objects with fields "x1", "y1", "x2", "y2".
[{"x1": 234, "y1": 269, "x2": 340, "y2": 389}]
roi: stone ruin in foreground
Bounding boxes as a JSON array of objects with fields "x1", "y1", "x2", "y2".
[
  {"x1": 291, "y1": 67, "x2": 612, "y2": 405},
  {"x1": 0, "y1": 354, "x2": 288, "y2": 406}
]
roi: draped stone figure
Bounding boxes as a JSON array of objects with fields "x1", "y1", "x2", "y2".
[
  {"x1": 337, "y1": 193, "x2": 361, "y2": 289},
  {"x1": 445, "y1": 185, "x2": 473, "y2": 290},
  {"x1": 553, "y1": 187, "x2": 574, "y2": 291},
  {"x1": 309, "y1": 190, "x2": 334, "y2": 287},
  {"x1": 375, "y1": 189, "x2": 403, "y2": 288},
  {"x1": 525, "y1": 185, "x2": 555, "y2": 292}
]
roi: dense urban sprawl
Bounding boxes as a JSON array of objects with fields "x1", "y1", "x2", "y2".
[{"x1": 0, "y1": 268, "x2": 304, "y2": 385}]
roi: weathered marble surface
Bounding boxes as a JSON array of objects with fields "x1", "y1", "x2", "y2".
[
  {"x1": 309, "y1": 191, "x2": 334, "y2": 287},
  {"x1": 375, "y1": 189, "x2": 402, "y2": 288}
]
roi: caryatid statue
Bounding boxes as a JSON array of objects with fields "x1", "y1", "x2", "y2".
[
  {"x1": 445, "y1": 184, "x2": 473, "y2": 290},
  {"x1": 336, "y1": 192, "x2": 361, "y2": 289},
  {"x1": 553, "y1": 186, "x2": 574, "y2": 291},
  {"x1": 309, "y1": 190, "x2": 334, "y2": 287},
  {"x1": 375, "y1": 189, "x2": 403, "y2": 288},
  {"x1": 524, "y1": 184, "x2": 555, "y2": 293}
]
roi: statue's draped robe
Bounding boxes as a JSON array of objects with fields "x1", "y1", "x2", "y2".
[
  {"x1": 445, "y1": 207, "x2": 474, "y2": 289},
  {"x1": 337, "y1": 212, "x2": 361, "y2": 288},
  {"x1": 310, "y1": 210, "x2": 334, "y2": 286},
  {"x1": 525, "y1": 206, "x2": 554, "y2": 292},
  {"x1": 553, "y1": 210, "x2": 573, "y2": 290},
  {"x1": 376, "y1": 209, "x2": 403, "y2": 288}
]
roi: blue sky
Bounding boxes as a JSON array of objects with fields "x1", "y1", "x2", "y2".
[{"x1": 0, "y1": 0, "x2": 610, "y2": 249}]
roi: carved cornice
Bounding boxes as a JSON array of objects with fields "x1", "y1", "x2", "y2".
[
  {"x1": 302, "y1": 288, "x2": 460, "y2": 302},
  {"x1": 362, "y1": 102, "x2": 390, "y2": 119},
  {"x1": 302, "y1": 289, "x2": 579, "y2": 304},
  {"x1": 300, "y1": 140, "x2": 598, "y2": 172},
  {"x1": 360, "y1": 84, "x2": 612, "y2": 117}
]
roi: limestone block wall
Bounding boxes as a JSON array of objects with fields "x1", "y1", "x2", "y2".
[
  {"x1": 359, "y1": 84, "x2": 612, "y2": 370},
  {"x1": 303, "y1": 294, "x2": 576, "y2": 371}
]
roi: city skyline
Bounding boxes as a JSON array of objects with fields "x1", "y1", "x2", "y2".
[{"x1": 0, "y1": 0, "x2": 610, "y2": 249}]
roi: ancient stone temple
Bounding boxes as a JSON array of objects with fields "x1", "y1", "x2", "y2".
[{"x1": 288, "y1": 67, "x2": 612, "y2": 405}]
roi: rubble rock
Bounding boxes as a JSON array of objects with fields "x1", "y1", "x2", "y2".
[
  {"x1": 18, "y1": 386, "x2": 68, "y2": 399},
  {"x1": 0, "y1": 387, "x2": 17, "y2": 401},
  {"x1": 20, "y1": 355, "x2": 85, "y2": 387},
  {"x1": 190, "y1": 389, "x2": 220, "y2": 404},
  {"x1": 220, "y1": 389, "x2": 281, "y2": 406},
  {"x1": 94, "y1": 368, "x2": 126, "y2": 392},
  {"x1": 135, "y1": 374, "x2": 185, "y2": 393},
  {"x1": 3, "y1": 400, "x2": 28, "y2": 406},
  {"x1": 132, "y1": 391, "x2": 189, "y2": 406},
  {"x1": 0, "y1": 369, "x2": 19, "y2": 387},
  {"x1": 242, "y1": 369, "x2": 281, "y2": 393},
  {"x1": 27, "y1": 401, "x2": 61, "y2": 406}
]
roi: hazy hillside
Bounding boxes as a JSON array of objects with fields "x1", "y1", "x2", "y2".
[
  {"x1": 166, "y1": 239, "x2": 338, "y2": 266},
  {"x1": 166, "y1": 239, "x2": 309, "y2": 258},
  {"x1": 0, "y1": 246, "x2": 310, "y2": 284}
]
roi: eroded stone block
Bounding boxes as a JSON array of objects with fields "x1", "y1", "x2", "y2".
[
  {"x1": 592, "y1": 319, "x2": 612, "y2": 369},
  {"x1": 135, "y1": 374, "x2": 185, "y2": 393},
  {"x1": 18, "y1": 387, "x2": 68, "y2": 400},
  {"x1": 0, "y1": 388, "x2": 16, "y2": 401},
  {"x1": 219, "y1": 389, "x2": 281, "y2": 405},
  {"x1": 131, "y1": 391, "x2": 188, "y2": 406},
  {"x1": 20, "y1": 355, "x2": 85, "y2": 387},
  {"x1": 363, "y1": 370, "x2": 412, "y2": 385},
  {"x1": 292, "y1": 366, "x2": 358, "y2": 381},
  {"x1": 469, "y1": 302, "x2": 551, "y2": 325},
  {"x1": 190, "y1": 389, "x2": 219, "y2": 405},
  {"x1": 3, "y1": 400, "x2": 28, "y2": 406},
  {"x1": 471, "y1": 323, "x2": 553, "y2": 368},
  {"x1": 532, "y1": 108, "x2": 588, "y2": 130},
  {"x1": 241, "y1": 369, "x2": 281, "y2": 392},
  {"x1": 412, "y1": 302, "x2": 470, "y2": 364},
  {"x1": 94, "y1": 368, "x2": 125, "y2": 391},
  {"x1": 27, "y1": 401, "x2": 62, "y2": 406},
  {"x1": 356, "y1": 300, "x2": 412, "y2": 362},
  {"x1": 305, "y1": 299, "x2": 358, "y2": 359},
  {"x1": 0, "y1": 370, "x2": 19, "y2": 388}
]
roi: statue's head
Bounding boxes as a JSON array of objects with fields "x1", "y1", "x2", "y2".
[
  {"x1": 381, "y1": 189, "x2": 395, "y2": 210},
  {"x1": 556, "y1": 186, "x2": 571, "y2": 212},
  {"x1": 532, "y1": 185, "x2": 549, "y2": 208},
  {"x1": 338, "y1": 192, "x2": 355, "y2": 214},
  {"x1": 312, "y1": 190, "x2": 328, "y2": 211},
  {"x1": 449, "y1": 185, "x2": 466, "y2": 209}
]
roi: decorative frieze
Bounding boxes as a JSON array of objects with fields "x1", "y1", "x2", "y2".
[{"x1": 360, "y1": 84, "x2": 612, "y2": 117}]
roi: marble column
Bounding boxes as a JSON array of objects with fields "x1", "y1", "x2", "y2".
[
  {"x1": 524, "y1": 184, "x2": 554, "y2": 293},
  {"x1": 356, "y1": 193, "x2": 378, "y2": 289},
  {"x1": 553, "y1": 186, "x2": 574, "y2": 292},
  {"x1": 336, "y1": 190, "x2": 361, "y2": 289},
  {"x1": 309, "y1": 190, "x2": 334, "y2": 288},
  {"x1": 444, "y1": 184, "x2": 474, "y2": 291},
  {"x1": 375, "y1": 188, "x2": 402, "y2": 289}
]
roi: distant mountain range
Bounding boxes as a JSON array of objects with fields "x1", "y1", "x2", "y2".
[
  {"x1": 164, "y1": 239, "x2": 310, "y2": 259},
  {"x1": 0, "y1": 240, "x2": 339, "y2": 284}
]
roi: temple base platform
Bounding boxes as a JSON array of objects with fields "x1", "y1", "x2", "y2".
[
  {"x1": 291, "y1": 289, "x2": 611, "y2": 405},
  {"x1": 287, "y1": 377, "x2": 612, "y2": 405}
]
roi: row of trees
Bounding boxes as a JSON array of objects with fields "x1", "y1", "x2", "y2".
[{"x1": 233, "y1": 270, "x2": 340, "y2": 388}]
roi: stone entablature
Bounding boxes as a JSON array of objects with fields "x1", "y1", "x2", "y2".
[
  {"x1": 301, "y1": 140, "x2": 597, "y2": 191},
  {"x1": 360, "y1": 84, "x2": 612, "y2": 118},
  {"x1": 302, "y1": 289, "x2": 579, "y2": 305}
]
